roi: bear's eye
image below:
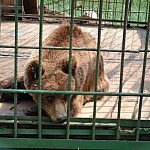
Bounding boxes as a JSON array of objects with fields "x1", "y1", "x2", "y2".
[
  {"x1": 64, "y1": 95, "x2": 68, "y2": 101},
  {"x1": 47, "y1": 96, "x2": 55, "y2": 103}
]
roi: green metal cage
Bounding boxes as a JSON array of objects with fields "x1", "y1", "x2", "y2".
[
  {"x1": 0, "y1": 0, "x2": 150, "y2": 149},
  {"x1": 44, "y1": 0, "x2": 149, "y2": 26}
]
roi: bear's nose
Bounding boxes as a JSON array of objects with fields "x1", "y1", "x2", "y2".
[{"x1": 57, "y1": 116, "x2": 67, "y2": 124}]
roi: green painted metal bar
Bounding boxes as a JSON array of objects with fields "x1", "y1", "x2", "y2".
[
  {"x1": 2, "y1": 12, "x2": 148, "y2": 25},
  {"x1": 112, "y1": 0, "x2": 116, "y2": 25},
  {"x1": 0, "y1": 89, "x2": 150, "y2": 97},
  {"x1": 92, "y1": 0, "x2": 103, "y2": 140},
  {"x1": 128, "y1": 0, "x2": 132, "y2": 25},
  {"x1": 66, "y1": 0, "x2": 75, "y2": 139},
  {"x1": 82, "y1": 0, "x2": 85, "y2": 15},
  {"x1": 63, "y1": 0, "x2": 65, "y2": 17},
  {"x1": 13, "y1": 0, "x2": 19, "y2": 138},
  {"x1": 0, "y1": 0, "x2": 1, "y2": 35},
  {"x1": 116, "y1": 0, "x2": 129, "y2": 140},
  {"x1": 0, "y1": 116, "x2": 150, "y2": 128},
  {"x1": 38, "y1": 0, "x2": 44, "y2": 139},
  {"x1": 0, "y1": 128, "x2": 150, "y2": 137},
  {"x1": 137, "y1": 0, "x2": 142, "y2": 25},
  {"x1": 0, "y1": 138, "x2": 150, "y2": 149},
  {"x1": 91, "y1": 0, "x2": 95, "y2": 17},
  {"x1": 106, "y1": 0, "x2": 109, "y2": 20},
  {"x1": 0, "y1": 128, "x2": 116, "y2": 136},
  {"x1": 0, "y1": 44, "x2": 150, "y2": 53},
  {"x1": 136, "y1": 2, "x2": 150, "y2": 141},
  {"x1": 0, "y1": 0, "x2": 149, "y2": 148},
  {"x1": 145, "y1": 0, "x2": 149, "y2": 23}
]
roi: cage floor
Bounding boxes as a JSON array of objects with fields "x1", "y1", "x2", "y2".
[{"x1": 0, "y1": 21, "x2": 149, "y2": 121}]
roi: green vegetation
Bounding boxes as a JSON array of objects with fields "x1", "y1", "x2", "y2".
[{"x1": 43, "y1": 0, "x2": 148, "y2": 24}]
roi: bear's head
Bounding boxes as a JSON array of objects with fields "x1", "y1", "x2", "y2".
[{"x1": 24, "y1": 56, "x2": 79, "y2": 124}]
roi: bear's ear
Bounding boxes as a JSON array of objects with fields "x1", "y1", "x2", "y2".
[
  {"x1": 25, "y1": 59, "x2": 45, "y2": 82},
  {"x1": 61, "y1": 55, "x2": 77, "y2": 75}
]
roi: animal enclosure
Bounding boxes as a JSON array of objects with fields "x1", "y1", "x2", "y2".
[{"x1": 0, "y1": 0, "x2": 150, "y2": 149}]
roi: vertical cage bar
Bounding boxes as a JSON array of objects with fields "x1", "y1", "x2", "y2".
[
  {"x1": 38, "y1": 0, "x2": 44, "y2": 139},
  {"x1": 145, "y1": 1, "x2": 149, "y2": 23},
  {"x1": 116, "y1": 0, "x2": 129, "y2": 140},
  {"x1": 104, "y1": 0, "x2": 106, "y2": 20},
  {"x1": 88, "y1": 0, "x2": 90, "y2": 12},
  {"x1": 63, "y1": 0, "x2": 65, "y2": 17},
  {"x1": 106, "y1": 0, "x2": 110, "y2": 20},
  {"x1": 0, "y1": 0, "x2": 1, "y2": 35},
  {"x1": 92, "y1": 0, "x2": 103, "y2": 140},
  {"x1": 91, "y1": 0, "x2": 94, "y2": 14},
  {"x1": 52, "y1": 1, "x2": 54, "y2": 12},
  {"x1": 121, "y1": 0, "x2": 125, "y2": 26},
  {"x1": 14, "y1": 0, "x2": 19, "y2": 138},
  {"x1": 128, "y1": 0, "x2": 132, "y2": 26},
  {"x1": 137, "y1": 0, "x2": 142, "y2": 26},
  {"x1": 69, "y1": 0, "x2": 71, "y2": 16},
  {"x1": 112, "y1": 0, "x2": 116, "y2": 25},
  {"x1": 83, "y1": 0, "x2": 85, "y2": 15},
  {"x1": 136, "y1": 3, "x2": 150, "y2": 141},
  {"x1": 74, "y1": 0, "x2": 76, "y2": 17},
  {"x1": 82, "y1": 0, "x2": 85, "y2": 14},
  {"x1": 66, "y1": 0, "x2": 75, "y2": 139}
]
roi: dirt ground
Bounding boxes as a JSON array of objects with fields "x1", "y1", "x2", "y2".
[{"x1": 0, "y1": 21, "x2": 149, "y2": 121}]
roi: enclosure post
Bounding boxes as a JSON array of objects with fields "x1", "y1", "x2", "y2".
[
  {"x1": 66, "y1": 0, "x2": 75, "y2": 139},
  {"x1": 0, "y1": 0, "x2": 1, "y2": 35},
  {"x1": 116, "y1": 0, "x2": 129, "y2": 140},
  {"x1": 92, "y1": 0, "x2": 103, "y2": 140},
  {"x1": 136, "y1": 2, "x2": 150, "y2": 141},
  {"x1": 38, "y1": 0, "x2": 44, "y2": 139},
  {"x1": 14, "y1": 0, "x2": 19, "y2": 138}
]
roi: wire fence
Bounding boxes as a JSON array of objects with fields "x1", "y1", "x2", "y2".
[{"x1": 0, "y1": 0, "x2": 150, "y2": 149}]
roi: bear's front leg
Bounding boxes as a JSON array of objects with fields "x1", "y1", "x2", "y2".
[{"x1": 70, "y1": 95, "x2": 84, "y2": 117}]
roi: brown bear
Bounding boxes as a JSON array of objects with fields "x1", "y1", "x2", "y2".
[{"x1": 0, "y1": 23, "x2": 109, "y2": 124}]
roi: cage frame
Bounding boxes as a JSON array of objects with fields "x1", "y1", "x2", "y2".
[{"x1": 0, "y1": 0, "x2": 150, "y2": 149}]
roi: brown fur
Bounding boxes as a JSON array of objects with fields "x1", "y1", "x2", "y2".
[{"x1": 1, "y1": 23, "x2": 109, "y2": 123}]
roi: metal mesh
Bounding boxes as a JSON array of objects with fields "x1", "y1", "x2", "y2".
[
  {"x1": 43, "y1": 0, "x2": 148, "y2": 26},
  {"x1": 0, "y1": 0, "x2": 150, "y2": 149}
]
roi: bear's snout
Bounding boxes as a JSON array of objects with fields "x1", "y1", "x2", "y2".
[{"x1": 57, "y1": 116, "x2": 67, "y2": 124}]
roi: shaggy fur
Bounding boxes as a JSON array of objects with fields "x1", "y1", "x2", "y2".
[{"x1": 0, "y1": 23, "x2": 109, "y2": 123}]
